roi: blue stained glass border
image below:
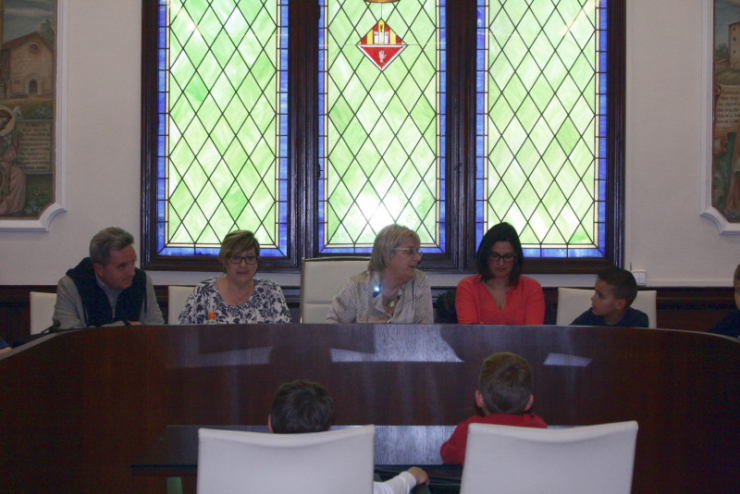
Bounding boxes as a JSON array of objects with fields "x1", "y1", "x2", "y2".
[{"x1": 155, "y1": 0, "x2": 289, "y2": 258}]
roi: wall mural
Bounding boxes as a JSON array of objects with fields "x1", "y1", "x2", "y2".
[
  {"x1": 708, "y1": 0, "x2": 740, "y2": 232},
  {"x1": 0, "y1": 0, "x2": 64, "y2": 231}
]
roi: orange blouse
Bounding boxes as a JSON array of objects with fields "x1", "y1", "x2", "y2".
[{"x1": 455, "y1": 274, "x2": 545, "y2": 325}]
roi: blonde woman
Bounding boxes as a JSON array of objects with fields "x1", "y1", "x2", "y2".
[{"x1": 326, "y1": 224, "x2": 433, "y2": 324}]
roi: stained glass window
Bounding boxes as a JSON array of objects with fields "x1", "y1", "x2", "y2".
[
  {"x1": 476, "y1": 0, "x2": 608, "y2": 258},
  {"x1": 319, "y1": 0, "x2": 446, "y2": 254},
  {"x1": 152, "y1": 0, "x2": 289, "y2": 259},
  {"x1": 142, "y1": 0, "x2": 624, "y2": 272}
]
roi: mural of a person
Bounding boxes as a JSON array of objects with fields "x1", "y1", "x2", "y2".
[
  {"x1": 0, "y1": 105, "x2": 25, "y2": 215},
  {"x1": 725, "y1": 154, "x2": 740, "y2": 213}
]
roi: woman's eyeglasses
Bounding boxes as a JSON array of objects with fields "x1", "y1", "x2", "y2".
[
  {"x1": 228, "y1": 255, "x2": 259, "y2": 265},
  {"x1": 393, "y1": 247, "x2": 423, "y2": 258},
  {"x1": 488, "y1": 252, "x2": 517, "y2": 263}
]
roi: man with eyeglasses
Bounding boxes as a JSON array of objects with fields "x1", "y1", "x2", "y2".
[{"x1": 53, "y1": 227, "x2": 164, "y2": 329}]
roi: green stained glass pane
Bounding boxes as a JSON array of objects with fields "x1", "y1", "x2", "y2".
[
  {"x1": 490, "y1": 97, "x2": 514, "y2": 131},
  {"x1": 224, "y1": 183, "x2": 248, "y2": 217},
  {"x1": 172, "y1": 223, "x2": 195, "y2": 244},
  {"x1": 321, "y1": 0, "x2": 444, "y2": 251},
  {"x1": 164, "y1": 0, "x2": 284, "y2": 250},
  {"x1": 209, "y1": 204, "x2": 237, "y2": 236},
  {"x1": 213, "y1": 0, "x2": 236, "y2": 22},
  {"x1": 183, "y1": 0, "x2": 209, "y2": 23},
  {"x1": 198, "y1": 8, "x2": 222, "y2": 46},
  {"x1": 171, "y1": 54, "x2": 196, "y2": 90},
  {"x1": 170, "y1": 180, "x2": 193, "y2": 215}
]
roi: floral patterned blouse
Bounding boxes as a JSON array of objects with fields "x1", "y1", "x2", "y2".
[{"x1": 178, "y1": 277, "x2": 292, "y2": 325}]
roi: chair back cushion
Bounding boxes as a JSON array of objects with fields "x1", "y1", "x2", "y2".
[
  {"x1": 197, "y1": 425, "x2": 375, "y2": 494},
  {"x1": 300, "y1": 257, "x2": 370, "y2": 323},
  {"x1": 29, "y1": 291, "x2": 57, "y2": 334},
  {"x1": 167, "y1": 286, "x2": 195, "y2": 325},
  {"x1": 461, "y1": 421, "x2": 638, "y2": 494}
]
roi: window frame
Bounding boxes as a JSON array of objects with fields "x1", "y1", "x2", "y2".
[{"x1": 140, "y1": 0, "x2": 625, "y2": 275}]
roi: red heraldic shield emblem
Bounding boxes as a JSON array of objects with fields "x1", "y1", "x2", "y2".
[{"x1": 357, "y1": 20, "x2": 406, "y2": 70}]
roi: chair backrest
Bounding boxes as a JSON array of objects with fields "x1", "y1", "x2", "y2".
[
  {"x1": 460, "y1": 421, "x2": 638, "y2": 494},
  {"x1": 556, "y1": 287, "x2": 657, "y2": 328},
  {"x1": 167, "y1": 286, "x2": 195, "y2": 324},
  {"x1": 300, "y1": 257, "x2": 370, "y2": 323},
  {"x1": 29, "y1": 291, "x2": 57, "y2": 334},
  {"x1": 196, "y1": 425, "x2": 375, "y2": 494}
]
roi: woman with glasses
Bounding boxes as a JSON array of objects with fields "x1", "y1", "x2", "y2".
[
  {"x1": 327, "y1": 224, "x2": 433, "y2": 324},
  {"x1": 456, "y1": 222, "x2": 545, "y2": 325},
  {"x1": 178, "y1": 230, "x2": 291, "y2": 324}
]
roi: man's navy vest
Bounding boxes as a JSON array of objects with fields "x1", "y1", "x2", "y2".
[{"x1": 66, "y1": 257, "x2": 147, "y2": 327}]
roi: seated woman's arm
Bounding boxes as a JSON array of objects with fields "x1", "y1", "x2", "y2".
[
  {"x1": 413, "y1": 273, "x2": 434, "y2": 324},
  {"x1": 455, "y1": 277, "x2": 480, "y2": 324},
  {"x1": 523, "y1": 278, "x2": 546, "y2": 325},
  {"x1": 326, "y1": 281, "x2": 359, "y2": 323},
  {"x1": 177, "y1": 286, "x2": 203, "y2": 325},
  {"x1": 264, "y1": 282, "x2": 292, "y2": 323}
]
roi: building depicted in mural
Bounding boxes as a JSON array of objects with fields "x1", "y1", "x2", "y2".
[{"x1": 0, "y1": 32, "x2": 53, "y2": 98}]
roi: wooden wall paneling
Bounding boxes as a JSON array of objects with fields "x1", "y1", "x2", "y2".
[{"x1": 0, "y1": 334, "x2": 84, "y2": 492}]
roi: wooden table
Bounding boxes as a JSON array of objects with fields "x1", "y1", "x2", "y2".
[{"x1": 1, "y1": 323, "x2": 738, "y2": 493}]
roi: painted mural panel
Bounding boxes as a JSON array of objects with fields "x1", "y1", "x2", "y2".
[{"x1": 0, "y1": 0, "x2": 55, "y2": 218}]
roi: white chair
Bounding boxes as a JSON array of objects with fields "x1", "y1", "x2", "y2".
[
  {"x1": 196, "y1": 425, "x2": 375, "y2": 494},
  {"x1": 29, "y1": 291, "x2": 57, "y2": 334},
  {"x1": 556, "y1": 287, "x2": 657, "y2": 328},
  {"x1": 300, "y1": 257, "x2": 370, "y2": 323},
  {"x1": 460, "y1": 421, "x2": 638, "y2": 494},
  {"x1": 167, "y1": 286, "x2": 195, "y2": 324}
]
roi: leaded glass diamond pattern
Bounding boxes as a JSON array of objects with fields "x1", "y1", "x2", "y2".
[
  {"x1": 319, "y1": 0, "x2": 445, "y2": 253},
  {"x1": 478, "y1": 0, "x2": 607, "y2": 256},
  {"x1": 161, "y1": 0, "x2": 288, "y2": 256}
]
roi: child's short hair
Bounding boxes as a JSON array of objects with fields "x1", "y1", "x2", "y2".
[
  {"x1": 734, "y1": 263, "x2": 740, "y2": 283},
  {"x1": 270, "y1": 380, "x2": 333, "y2": 434},
  {"x1": 478, "y1": 352, "x2": 533, "y2": 414},
  {"x1": 598, "y1": 266, "x2": 638, "y2": 306}
]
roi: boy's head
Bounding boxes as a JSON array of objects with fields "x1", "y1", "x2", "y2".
[
  {"x1": 269, "y1": 380, "x2": 333, "y2": 434},
  {"x1": 591, "y1": 266, "x2": 638, "y2": 318},
  {"x1": 476, "y1": 352, "x2": 534, "y2": 415}
]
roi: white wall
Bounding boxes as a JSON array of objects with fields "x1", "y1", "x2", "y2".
[{"x1": 0, "y1": 0, "x2": 737, "y2": 289}]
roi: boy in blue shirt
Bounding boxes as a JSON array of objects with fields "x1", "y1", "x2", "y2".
[{"x1": 571, "y1": 267, "x2": 648, "y2": 328}]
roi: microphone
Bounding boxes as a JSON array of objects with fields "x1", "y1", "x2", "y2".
[{"x1": 41, "y1": 319, "x2": 63, "y2": 334}]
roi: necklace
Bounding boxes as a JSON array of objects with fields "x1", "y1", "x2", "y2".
[{"x1": 381, "y1": 286, "x2": 401, "y2": 308}]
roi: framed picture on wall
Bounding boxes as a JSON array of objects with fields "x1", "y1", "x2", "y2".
[
  {"x1": 0, "y1": 0, "x2": 66, "y2": 232},
  {"x1": 705, "y1": 0, "x2": 740, "y2": 233}
]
